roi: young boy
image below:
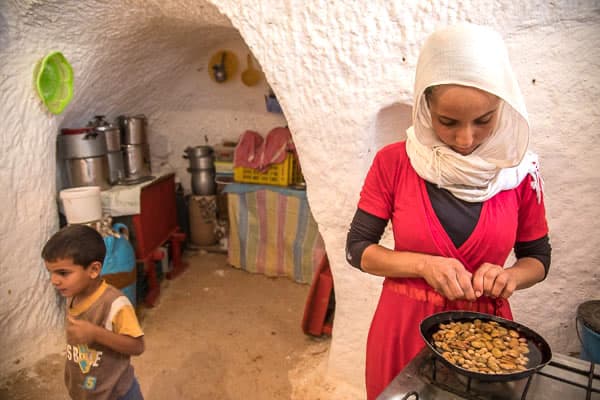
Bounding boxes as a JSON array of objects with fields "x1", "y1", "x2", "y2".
[{"x1": 42, "y1": 224, "x2": 145, "y2": 400}]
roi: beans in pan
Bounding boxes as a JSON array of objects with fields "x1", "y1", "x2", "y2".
[{"x1": 431, "y1": 319, "x2": 530, "y2": 374}]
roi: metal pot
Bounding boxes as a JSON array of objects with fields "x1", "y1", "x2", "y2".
[
  {"x1": 184, "y1": 145, "x2": 214, "y2": 158},
  {"x1": 188, "y1": 168, "x2": 216, "y2": 195},
  {"x1": 184, "y1": 154, "x2": 215, "y2": 170},
  {"x1": 184, "y1": 146, "x2": 215, "y2": 170},
  {"x1": 58, "y1": 130, "x2": 108, "y2": 159},
  {"x1": 117, "y1": 115, "x2": 147, "y2": 145},
  {"x1": 122, "y1": 143, "x2": 151, "y2": 180},
  {"x1": 64, "y1": 156, "x2": 111, "y2": 190}
]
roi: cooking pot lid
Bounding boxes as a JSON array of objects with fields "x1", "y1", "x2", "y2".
[
  {"x1": 577, "y1": 300, "x2": 600, "y2": 333},
  {"x1": 61, "y1": 127, "x2": 94, "y2": 135},
  {"x1": 95, "y1": 125, "x2": 119, "y2": 133},
  {"x1": 118, "y1": 114, "x2": 147, "y2": 121}
]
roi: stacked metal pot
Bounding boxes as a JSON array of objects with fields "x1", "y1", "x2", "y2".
[
  {"x1": 117, "y1": 115, "x2": 152, "y2": 183},
  {"x1": 58, "y1": 114, "x2": 153, "y2": 190},
  {"x1": 58, "y1": 126, "x2": 111, "y2": 190},
  {"x1": 88, "y1": 116, "x2": 124, "y2": 185},
  {"x1": 183, "y1": 145, "x2": 216, "y2": 195},
  {"x1": 184, "y1": 145, "x2": 218, "y2": 246}
]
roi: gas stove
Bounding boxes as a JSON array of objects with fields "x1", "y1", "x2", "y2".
[{"x1": 378, "y1": 347, "x2": 600, "y2": 400}]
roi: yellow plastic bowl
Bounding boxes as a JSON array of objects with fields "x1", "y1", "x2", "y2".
[{"x1": 34, "y1": 51, "x2": 74, "y2": 115}]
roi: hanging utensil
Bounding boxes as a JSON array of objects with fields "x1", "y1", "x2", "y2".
[
  {"x1": 213, "y1": 51, "x2": 227, "y2": 83},
  {"x1": 241, "y1": 53, "x2": 261, "y2": 86},
  {"x1": 208, "y1": 50, "x2": 238, "y2": 83}
]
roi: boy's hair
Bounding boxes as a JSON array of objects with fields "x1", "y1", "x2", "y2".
[{"x1": 42, "y1": 224, "x2": 106, "y2": 268}]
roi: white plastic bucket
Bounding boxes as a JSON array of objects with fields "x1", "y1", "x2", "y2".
[{"x1": 59, "y1": 186, "x2": 103, "y2": 224}]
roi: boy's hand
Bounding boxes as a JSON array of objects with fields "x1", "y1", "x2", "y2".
[{"x1": 66, "y1": 315, "x2": 98, "y2": 344}]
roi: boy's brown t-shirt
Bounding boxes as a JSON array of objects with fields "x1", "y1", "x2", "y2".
[{"x1": 65, "y1": 281, "x2": 143, "y2": 400}]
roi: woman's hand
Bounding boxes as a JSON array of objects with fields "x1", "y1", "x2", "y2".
[
  {"x1": 471, "y1": 262, "x2": 517, "y2": 299},
  {"x1": 420, "y1": 256, "x2": 477, "y2": 301},
  {"x1": 66, "y1": 315, "x2": 98, "y2": 345}
]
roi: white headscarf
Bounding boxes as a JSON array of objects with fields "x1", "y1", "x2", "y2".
[{"x1": 406, "y1": 23, "x2": 541, "y2": 202}]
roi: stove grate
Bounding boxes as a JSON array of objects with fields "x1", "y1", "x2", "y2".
[
  {"x1": 536, "y1": 359, "x2": 599, "y2": 400},
  {"x1": 423, "y1": 356, "x2": 532, "y2": 400},
  {"x1": 421, "y1": 355, "x2": 599, "y2": 400}
]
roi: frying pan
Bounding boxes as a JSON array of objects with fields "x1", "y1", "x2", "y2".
[{"x1": 420, "y1": 311, "x2": 552, "y2": 382}]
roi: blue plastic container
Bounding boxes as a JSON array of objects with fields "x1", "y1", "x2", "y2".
[
  {"x1": 577, "y1": 300, "x2": 600, "y2": 364},
  {"x1": 102, "y1": 223, "x2": 137, "y2": 306}
]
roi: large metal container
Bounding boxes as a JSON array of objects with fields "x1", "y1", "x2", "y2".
[
  {"x1": 58, "y1": 128, "x2": 110, "y2": 189},
  {"x1": 58, "y1": 130, "x2": 108, "y2": 159},
  {"x1": 64, "y1": 156, "x2": 111, "y2": 190},
  {"x1": 117, "y1": 115, "x2": 147, "y2": 145},
  {"x1": 122, "y1": 143, "x2": 151, "y2": 181}
]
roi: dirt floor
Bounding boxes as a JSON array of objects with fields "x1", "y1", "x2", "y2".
[{"x1": 0, "y1": 249, "x2": 334, "y2": 400}]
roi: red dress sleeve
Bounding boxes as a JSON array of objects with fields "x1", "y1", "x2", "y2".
[
  {"x1": 357, "y1": 143, "x2": 405, "y2": 220},
  {"x1": 516, "y1": 174, "x2": 549, "y2": 242}
]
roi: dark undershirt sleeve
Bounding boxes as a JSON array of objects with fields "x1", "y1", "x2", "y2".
[
  {"x1": 514, "y1": 235, "x2": 552, "y2": 279},
  {"x1": 345, "y1": 206, "x2": 552, "y2": 278},
  {"x1": 345, "y1": 208, "x2": 387, "y2": 270}
]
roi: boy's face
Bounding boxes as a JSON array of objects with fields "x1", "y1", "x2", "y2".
[{"x1": 45, "y1": 258, "x2": 101, "y2": 298}]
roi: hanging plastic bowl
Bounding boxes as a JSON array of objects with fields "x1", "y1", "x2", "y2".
[{"x1": 34, "y1": 51, "x2": 74, "y2": 115}]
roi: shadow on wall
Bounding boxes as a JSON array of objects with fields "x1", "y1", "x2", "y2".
[{"x1": 375, "y1": 102, "x2": 412, "y2": 148}]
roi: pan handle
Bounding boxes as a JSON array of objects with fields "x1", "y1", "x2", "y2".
[
  {"x1": 575, "y1": 316, "x2": 587, "y2": 351},
  {"x1": 400, "y1": 392, "x2": 419, "y2": 400}
]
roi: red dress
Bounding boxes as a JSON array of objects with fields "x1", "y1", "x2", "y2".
[{"x1": 357, "y1": 142, "x2": 548, "y2": 400}]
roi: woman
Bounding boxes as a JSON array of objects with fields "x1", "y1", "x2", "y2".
[{"x1": 345, "y1": 24, "x2": 551, "y2": 399}]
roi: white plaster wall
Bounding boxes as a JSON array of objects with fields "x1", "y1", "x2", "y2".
[
  {"x1": 1, "y1": 0, "x2": 599, "y2": 397},
  {"x1": 0, "y1": 0, "x2": 277, "y2": 374},
  {"x1": 217, "y1": 0, "x2": 600, "y2": 394}
]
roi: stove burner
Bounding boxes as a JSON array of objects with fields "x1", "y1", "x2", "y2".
[
  {"x1": 377, "y1": 348, "x2": 600, "y2": 400},
  {"x1": 419, "y1": 355, "x2": 533, "y2": 399},
  {"x1": 419, "y1": 353, "x2": 600, "y2": 400}
]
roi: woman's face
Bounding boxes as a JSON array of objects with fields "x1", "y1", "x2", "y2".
[{"x1": 427, "y1": 85, "x2": 501, "y2": 156}]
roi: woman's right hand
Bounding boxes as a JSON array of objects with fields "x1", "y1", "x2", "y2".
[
  {"x1": 420, "y1": 256, "x2": 477, "y2": 301},
  {"x1": 361, "y1": 245, "x2": 476, "y2": 301}
]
